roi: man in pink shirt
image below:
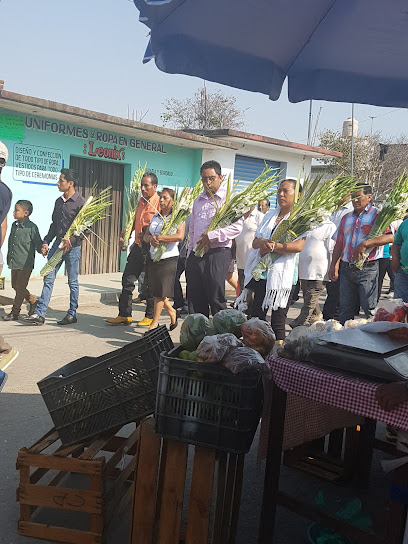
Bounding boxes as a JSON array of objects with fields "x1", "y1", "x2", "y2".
[{"x1": 186, "y1": 160, "x2": 243, "y2": 317}]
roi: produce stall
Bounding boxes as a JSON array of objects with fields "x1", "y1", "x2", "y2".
[{"x1": 259, "y1": 307, "x2": 408, "y2": 544}]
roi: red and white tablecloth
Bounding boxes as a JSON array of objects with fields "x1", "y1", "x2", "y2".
[{"x1": 266, "y1": 355, "x2": 408, "y2": 431}]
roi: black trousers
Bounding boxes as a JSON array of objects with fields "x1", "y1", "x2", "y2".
[
  {"x1": 186, "y1": 248, "x2": 231, "y2": 317},
  {"x1": 378, "y1": 257, "x2": 391, "y2": 300},
  {"x1": 323, "y1": 267, "x2": 361, "y2": 320},
  {"x1": 249, "y1": 278, "x2": 293, "y2": 341},
  {"x1": 173, "y1": 256, "x2": 186, "y2": 309},
  {"x1": 119, "y1": 244, "x2": 154, "y2": 318},
  {"x1": 322, "y1": 278, "x2": 340, "y2": 321}
]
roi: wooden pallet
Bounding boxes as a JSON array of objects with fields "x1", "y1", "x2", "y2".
[
  {"x1": 129, "y1": 418, "x2": 244, "y2": 544},
  {"x1": 17, "y1": 423, "x2": 139, "y2": 544},
  {"x1": 283, "y1": 426, "x2": 366, "y2": 484}
]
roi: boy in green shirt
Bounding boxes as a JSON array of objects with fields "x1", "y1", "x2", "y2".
[{"x1": 3, "y1": 200, "x2": 42, "y2": 320}]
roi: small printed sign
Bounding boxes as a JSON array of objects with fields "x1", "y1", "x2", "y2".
[{"x1": 13, "y1": 143, "x2": 63, "y2": 186}]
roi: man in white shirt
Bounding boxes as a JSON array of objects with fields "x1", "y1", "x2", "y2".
[
  {"x1": 235, "y1": 206, "x2": 264, "y2": 291},
  {"x1": 291, "y1": 220, "x2": 336, "y2": 327}
]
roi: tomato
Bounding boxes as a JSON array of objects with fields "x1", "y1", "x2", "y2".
[
  {"x1": 374, "y1": 308, "x2": 392, "y2": 322},
  {"x1": 393, "y1": 306, "x2": 407, "y2": 322}
]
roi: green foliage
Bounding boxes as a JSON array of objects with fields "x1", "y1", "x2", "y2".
[
  {"x1": 194, "y1": 166, "x2": 279, "y2": 257},
  {"x1": 40, "y1": 185, "x2": 112, "y2": 276},
  {"x1": 252, "y1": 175, "x2": 358, "y2": 279}
]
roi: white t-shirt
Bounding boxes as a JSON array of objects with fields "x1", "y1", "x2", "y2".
[
  {"x1": 149, "y1": 214, "x2": 180, "y2": 260},
  {"x1": 330, "y1": 202, "x2": 354, "y2": 229},
  {"x1": 235, "y1": 208, "x2": 264, "y2": 269},
  {"x1": 298, "y1": 221, "x2": 336, "y2": 281}
]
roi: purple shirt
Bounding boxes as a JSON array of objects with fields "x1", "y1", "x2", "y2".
[{"x1": 187, "y1": 187, "x2": 243, "y2": 256}]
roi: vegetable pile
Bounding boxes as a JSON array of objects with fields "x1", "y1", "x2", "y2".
[{"x1": 177, "y1": 310, "x2": 274, "y2": 375}]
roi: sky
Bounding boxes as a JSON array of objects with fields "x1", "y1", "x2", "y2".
[{"x1": 1, "y1": 0, "x2": 408, "y2": 147}]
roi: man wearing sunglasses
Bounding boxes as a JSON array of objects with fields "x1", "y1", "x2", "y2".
[{"x1": 185, "y1": 160, "x2": 243, "y2": 317}]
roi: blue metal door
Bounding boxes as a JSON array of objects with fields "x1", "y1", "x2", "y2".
[{"x1": 233, "y1": 155, "x2": 280, "y2": 208}]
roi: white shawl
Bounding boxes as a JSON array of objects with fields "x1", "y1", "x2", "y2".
[{"x1": 238, "y1": 208, "x2": 297, "y2": 311}]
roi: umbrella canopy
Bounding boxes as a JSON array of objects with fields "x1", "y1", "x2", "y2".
[{"x1": 134, "y1": 0, "x2": 408, "y2": 108}]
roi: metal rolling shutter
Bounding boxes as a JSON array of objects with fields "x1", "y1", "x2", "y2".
[{"x1": 234, "y1": 155, "x2": 280, "y2": 208}]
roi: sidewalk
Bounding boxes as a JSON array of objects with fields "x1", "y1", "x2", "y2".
[{"x1": 0, "y1": 272, "x2": 124, "y2": 308}]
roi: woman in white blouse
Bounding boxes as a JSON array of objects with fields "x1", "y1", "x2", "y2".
[{"x1": 144, "y1": 188, "x2": 185, "y2": 330}]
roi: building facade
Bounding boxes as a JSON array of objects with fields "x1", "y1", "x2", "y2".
[{"x1": 0, "y1": 81, "x2": 340, "y2": 278}]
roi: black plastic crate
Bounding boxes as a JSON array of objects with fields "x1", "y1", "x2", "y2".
[
  {"x1": 155, "y1": 346, "x2": 263, "y2": 453},
  {"x1": 38, "y1": 326, "x2": 173, "y2": 445}
]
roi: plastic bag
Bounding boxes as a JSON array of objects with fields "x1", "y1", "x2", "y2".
[
  {"x1": 324, "y1": 319, "x2": 343, "y2": 332},
  {"x1": 180, "y1": 313, "x2": 211, "y2": 351},
  {"x1": 212, "y1": 309, "x2": 247, "y2": 337},
  {"x1": 312, "y1": 491, "x2": 372, "y2": 544},
  {"x1": 344, "y1": 318, "x2": 369, "y2": 329},
  {"x1": 196, "y1": 333, "x2": 243, "y2": 364},
  {"x1": 309, "y1": 320, "x2": 326, "y2": 332},
  {"x1": 222, "y1": 346, "x2": 272, "y2": 379},
  {"x1": 241, "y1": 318, "x2": 275, "y2": 356},
  {"x1": 276, "y1": 326, "x2": 322, "y2": 362},
  {"x1": 374, "y1": 298, "x2": 407, "y2": 323}
]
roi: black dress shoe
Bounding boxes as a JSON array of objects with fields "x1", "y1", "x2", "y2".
[
  {"x1": 169, "y1": 318, "x2": 179, "y2": 331},
  {"x1": 57, "y1": 314, "x2": 77, "y2": 325},
  {"x1": 21, "y1": 313, "x2": 45, "y2": 325},
  {"x1": 2, "y1": 313, "x2": 19, "y2": 321},
  {"x1": 28, "y1": 301, "x2": 37, "y2": 316}
]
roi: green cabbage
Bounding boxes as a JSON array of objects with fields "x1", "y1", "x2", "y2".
[
  {"x1": 180, "y1": 313, "x2": 211, "y2": 351},
  {"x1": 212, "y1": 309, "x2": 247, "y2": 337}
]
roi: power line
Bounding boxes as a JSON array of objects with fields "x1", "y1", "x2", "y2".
[{"x1": 359, "y1": 108, "x2": 403, "y2": 124}]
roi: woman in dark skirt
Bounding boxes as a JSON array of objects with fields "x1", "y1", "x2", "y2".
[{"x1": 144, "y1": 188, "x2": 185, "y2": 331}]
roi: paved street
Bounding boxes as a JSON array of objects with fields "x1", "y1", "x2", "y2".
[{"x1": 0, "y1": 273, "x2": 393, "y2": 544}]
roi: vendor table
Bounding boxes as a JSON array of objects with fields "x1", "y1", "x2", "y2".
[{"x1": 259, "y1": 355, "x2": 408, "y2": 544}]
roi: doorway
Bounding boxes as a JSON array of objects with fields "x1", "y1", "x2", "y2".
[{"x1": 69, "y1": 156, "x2": 124, "y2": 275}]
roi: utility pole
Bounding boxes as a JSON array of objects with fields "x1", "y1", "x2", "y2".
[
  {"x1": 307, "y1": 100, "x2": 313, "y2": 146},
  {"x1": 351, "y1": 104, "x2": 355, "y2": 176}
]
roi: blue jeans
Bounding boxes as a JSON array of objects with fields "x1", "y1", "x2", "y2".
[
  {"x1": 394, "y1": 268, "x2": 408, "y2": 303},
  {"x1": 36, "y1": 241, "x2": 81, "y2": 318},
  {"x1": 339, "y1": 260, "x2": 379, "y2": 325}
]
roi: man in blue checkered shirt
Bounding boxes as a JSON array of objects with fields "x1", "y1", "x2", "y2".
[{"x1": 328, "y1": 184, "x2": 393, "y2": 325}]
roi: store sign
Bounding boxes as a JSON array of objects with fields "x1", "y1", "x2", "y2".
[
  {"x1": 83, "y1": 141, "x2": 126, "y2": 161},
  {"x1": 25, "y1": 116, "x2": 166, "y2": 155},
  {"x1": 13, "y1": 143, "x2": 63, "y2": 186}
]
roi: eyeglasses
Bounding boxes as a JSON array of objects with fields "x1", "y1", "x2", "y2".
[{"x1": 201, "y1": 176, "x2": 217, "y2": 183}]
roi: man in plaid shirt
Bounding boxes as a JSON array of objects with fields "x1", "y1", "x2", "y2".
[{"x1": 329, "y1": 184, "x2": 393, "y2": 324}]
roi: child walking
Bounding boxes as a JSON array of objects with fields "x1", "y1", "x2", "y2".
[{"x1": 3, "y1": 200, "x2": 42, "y2": 321}]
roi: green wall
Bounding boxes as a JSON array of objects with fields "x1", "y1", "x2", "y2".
[{"x1": 0, "y1": 109, "x2": 203, "y2": 277}]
